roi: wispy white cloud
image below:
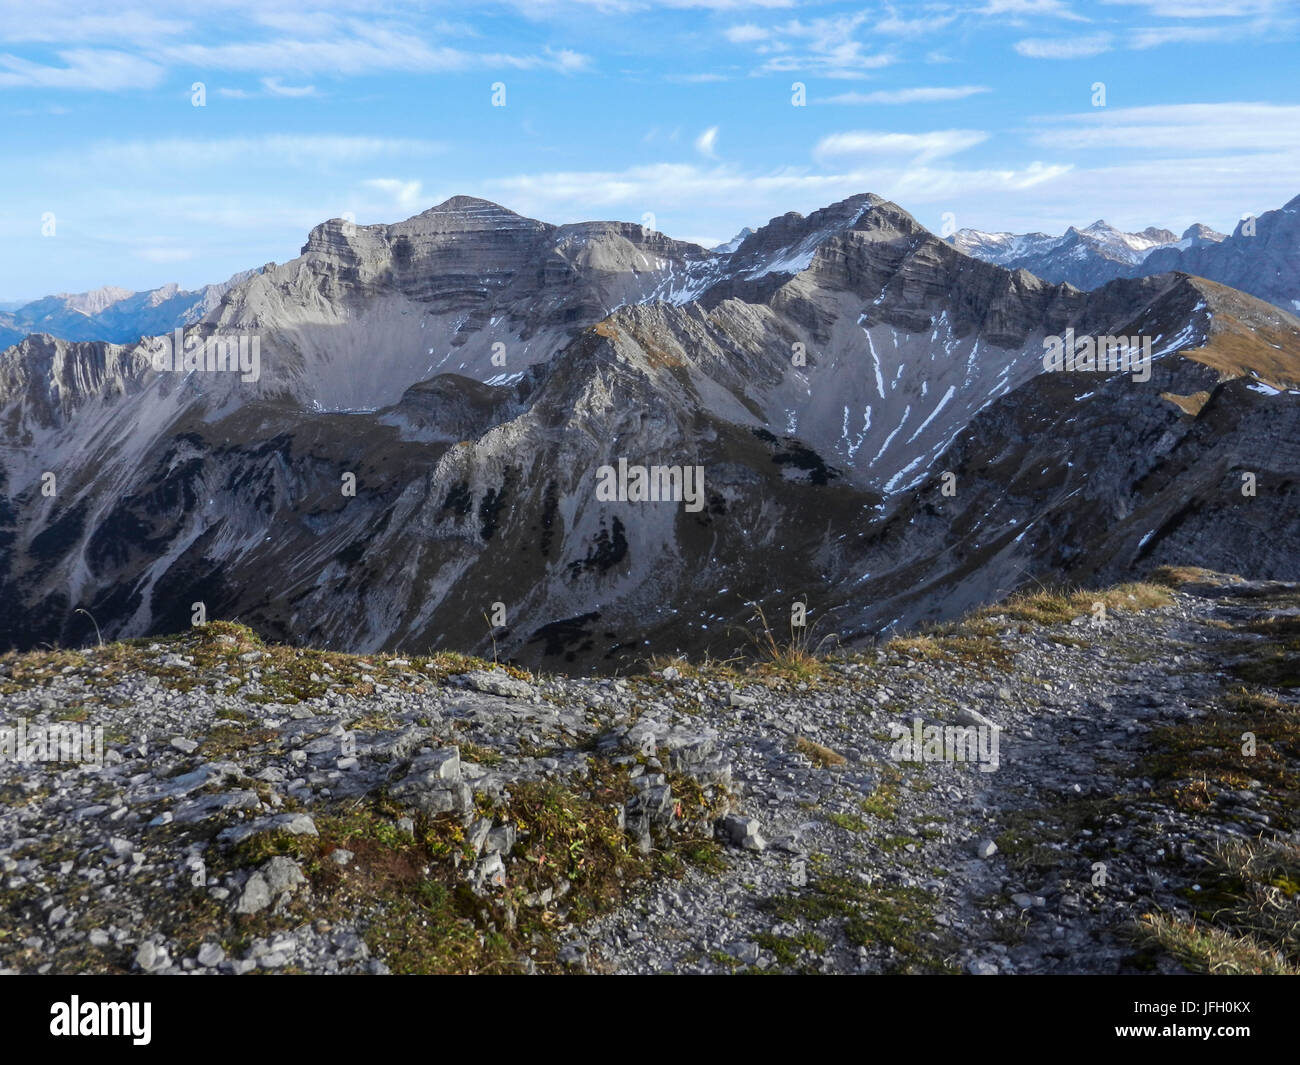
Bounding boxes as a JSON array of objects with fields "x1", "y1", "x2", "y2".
[
  {"x1": 980, "y1": 0, "x2": 1087, "y2": 20},
  {"x1": 485, "y1": 158, "x2": 1073, "y2": 223},
  {"x1": 261, "y1": 76, "x2": 317, "y2": 97},
  {"x1": 0, "y1": 49, "x2": 165, "y2": 90},
  {"x1": 665, "y1": 72, "x2": 731, "y2": 83},
  {"x1": 814, "y1": 129, "x2": 988, "y2": 164},
  {"x1": 873, "y1": 12, "x2": 958, "y2": 37},
  {"x1": 1128, "y1": 21, "x2": 1283, "y2": 48},
  {"x1": 74, "y1": 135, "x2": 445, "y2": 173},
  {"x1": 1021, "y1": 16, "x2": 1289, "y2": 55},
  {"x1": 526, "y1": 0, "x2": 797, "y2": 10},
  {"x1": 642, "y1": 126, "x2": 682, "y2": 144},
  {"x1": 0, "y1": 10, "x2": 189, "y2": 44},
  {"x1": 1014, "y1": 33, "x2": 1114, "y2": 58},
  {"x1": 0, "y1": 7, "x2": 592, "y2": 91},
  {"x1": 216, "y1": 78, "x2": 320, "y2": 99},
  {"x1": 957, "y1": 149, "x2": 1300, "y2": 237},
  {"x1": 724, "y1": 23, "x2": 769, "y2": 43},
  {"x1": 725, "y1": 13, "x2": 896, "y2": 77},
  {"x1": 162, "y1": 28, "x2": 590, "y2": 76},
  {"x1": 822, "y1": 86, "x2": 991, "y2": 105},
  {"x1": 1030, "y1": 102, "x2": 1300, "y2": 153},
  {"x1": 695, "y1": 125, "x2": 719, "y2": 158},
  {"x1": 1101, "y1": 0, "x2": 1281, "y2": 15},
  {"x1": 364, "y1": 178, "x2": 426, "y2": 210}
]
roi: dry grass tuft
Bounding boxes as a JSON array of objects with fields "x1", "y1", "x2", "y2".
[
  {"x1": 1149, "y1": 565, "x2": 1240, "y2": 589},
  {"x1": 740, "y1": 602, "x2": 835, "y2": 681},
  {"x1": 794, "y1": 736, "x2": 847, "y2": 768},
  {"x1": 979, "y1": 581, "x2": 1171, "y2": 627},
  {"x1": 1135, "y1": 837, "x2": 1300, "y2": 975}
]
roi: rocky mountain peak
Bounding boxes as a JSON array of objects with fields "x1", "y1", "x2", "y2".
[
  {"x1": 714, "y1": 227, "x2": 756, "y2": 254},
  {"x1": 718, "y1": 192, "x2": 906, "y2": 286},
  {"x1": 54, "y1": 285, "x2": 134, "y2": 315},
  {"x1": 399, "y1": 195, "x2": 545, "y2": 234},
  {"x1": 1181, "y1": 222, "x2": 1226, "y2": 244},
  {"x1": 1139, "y1": 226, "x2": 1178, "y2": 243},
  {"x1": 434, "y1": 194, "x2": 510, "y2": 212}
]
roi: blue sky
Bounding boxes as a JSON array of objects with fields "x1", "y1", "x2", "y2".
[{"x1": 2, "y1": 0, "x2": 1298, "y2": 300}]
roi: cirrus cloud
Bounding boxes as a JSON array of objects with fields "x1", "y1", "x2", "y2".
[
  {"x1": 1014, "y1": 33, "x2": 1114, "y2": 58},
  {"x1": 814, "y1": 129, "x2": 989, "y2": 164},
  {"x1": 821, "y1": 85, "x2": 992, "y2": 105},
  {"x1": 0, "y1": 48, "x2": 164, "y2": 90}
]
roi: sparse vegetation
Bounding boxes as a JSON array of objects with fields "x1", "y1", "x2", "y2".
[
  {"x1": 1232, "y1": 615, "x2": 1300, "y2": 688},
  {"x1": 213, "y1": 767, "x2": 698, "y2": 975},
  {"x1": 759, "y1": 874, "x2": 954, "y2": 973},
  {"x1": 7, "y1": 571, "x2": 1298, "y2": 977},
  {"x1": 794, "y1": 736, "x2": 846, "y2": 768},
  {"x1": 645, "y1": 652, "x2": 744, "y2": 682},
  {"x1": 886, "y1": 628, "x2": 1012, "y2": 671},
  {"x1": 0, "y1": 620, "x2": 533, "y2": 701},
  {"x1": 1141, "y1": 692, "x2": 1299, "y2": 828},
  {"x1": 739, "y1": 601, "x2": 835, "y2": 681},
  {"x1": 1149, "y1": 565, "x2": 1236, "y2": 589},
  {"x1": 1135, "y1": 838, "x2": 1300, "y2": 975},
  {"x1": 978, "y1": 582, "x2": 1172, "y2": 627},
  {"x1": 859, "y1": 768, "x2": 902, "y2": 821}
]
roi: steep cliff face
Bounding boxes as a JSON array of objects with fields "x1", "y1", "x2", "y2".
[
  {"x1": 205, "y1": 195, "x2": 719, "y2": 411},
  {"x1": 2, "y1": 194, "x2": 1298, "y2": 671},
  {"x1": 1138, "y1": 194, "x2": 1300, "y2": 314},
  {"x1": 831, "y1": 353, "x2": 1300, "y2": 643}
]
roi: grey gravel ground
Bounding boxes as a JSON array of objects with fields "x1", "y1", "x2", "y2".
[{"x1": 1, "y1": 572, "x2": 1296, "y2": 975}]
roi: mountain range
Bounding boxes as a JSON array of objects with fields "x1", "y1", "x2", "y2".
[
  {"x1": 2, "y1": 191, "x2": 1299, "y2": 671},
  {"x1": 950, "y1": 193, "x2": 1300, "y2": 313},
  {"x1": 0, "y1": 269, "x2": 265, "y2": 351}
]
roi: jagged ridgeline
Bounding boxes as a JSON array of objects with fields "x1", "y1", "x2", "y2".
[
  {"x1": 949, "y1": 193, "x2": 1300, "y2": 313},
  {"x1": 2, "y1": 193, "x2": 1300, "y2": 671}
]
